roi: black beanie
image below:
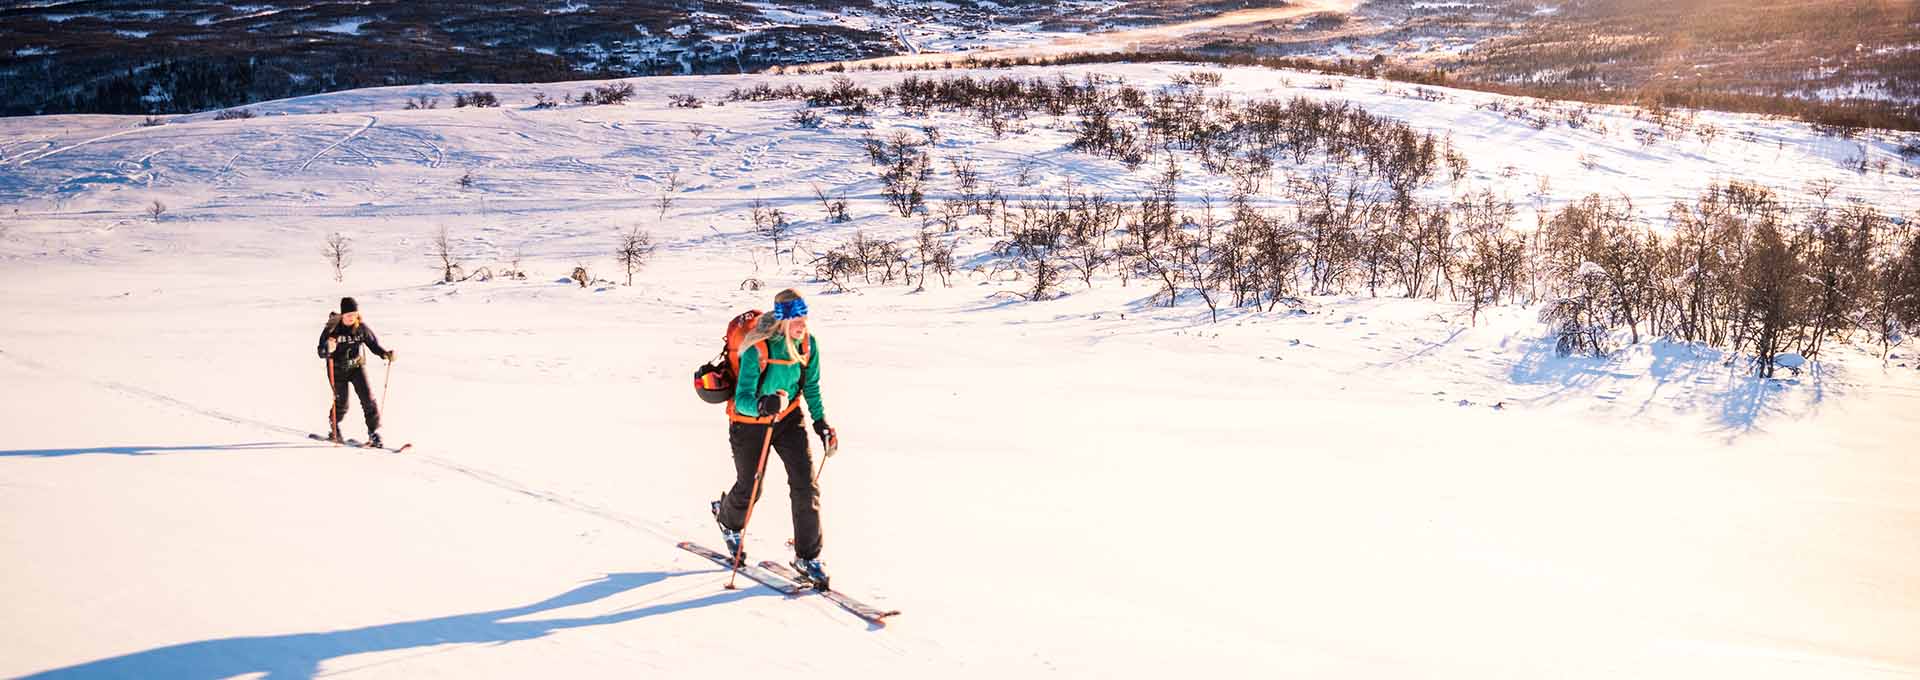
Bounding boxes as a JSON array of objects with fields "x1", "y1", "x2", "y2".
[{"x1": 340, "y1": 297, "x2": 359, "y2": 314}]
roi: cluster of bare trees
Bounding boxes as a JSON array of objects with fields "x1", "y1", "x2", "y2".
[
  {"x1": 452, "y1": 91, "x2": 499, "y2": 108},
  {"x1": 1535, "y1": 184, "x2": 1920, "y2": 375},
  {"x1": 809, "y1": 156, "x2": 1918, "y2": 374},
  {"x1": 812, "y1": 229, "x2": 959, "y2": 294},
  {"x1": 577, "y1": 83, "x2": 635, "y2": 106},
  {"x1": 731, "y1": 72, "x2": 1919, "y2": 374}
]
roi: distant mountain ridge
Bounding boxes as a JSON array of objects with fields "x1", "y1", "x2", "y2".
[{"x1": 0, "y1": 0, "x2": 1293, "y2": 117}]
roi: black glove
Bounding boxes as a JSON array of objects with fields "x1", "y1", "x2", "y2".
[
  {"x1": 757, "y1": 393, "x2": 785, "y2": 416},
  {"x1": 813, "y1": 420, "x2": 838, "y2": 454}
]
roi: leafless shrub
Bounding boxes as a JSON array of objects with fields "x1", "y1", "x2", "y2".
[
  {"x1": 750, "y1": 199, "x2": 792, "y2": 262},
  {"x1": 812, "y1": 183, "x2": 849, "y2": 223},
  {"x1": 1015, "y1": 157, "x2": 1040, "y2": 187},
  {"x1": 146, "y1": 200, "x2": 167, "y2": 222},
  {"x1": 1444, "y1": 145, "x2": 1470, "y2": 182},
  {"x1": 668, "y1": 93, "x2": 704, "y2": 109},
  {"x1": 322, "y1": 232, "x2": 352, "y2": 282},
  {"x1": 880, "y1": 131, "x2": 931, "y2": 217},
  {"x1": 213, "y1": 108, "x2": 254, "y2": 120},
  {"x1": 431, "y1": 225, "x2": 463, "y2": 283},
  {"x1": 1806, "y1": 178, "x2": 1838, "y2": 203},
  {"x1": 1696, "y1": 122, "x2": 1720, "y2": 147},
  {"x1": 914, "y1": 227, "x2": 956, "y2": 290},
  {"x1": 654, "y1": 170, "x2": 681, "y2": 220},
  {"x1": 814, "y1": 248, "x2": 861, "y2": 293},
  {"x1": 501, "y1": 246, "x2": 529, "y2": 280},
  {"x1": 615, "y1": 226, "x2": 655, "y2": 286}
]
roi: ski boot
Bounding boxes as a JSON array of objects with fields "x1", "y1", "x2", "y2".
[
  {"x1": 711, "y1": 498, "x2": 744, "y2": 560},
  {"x1": 366, "y1": 432, "x2": 384, "y2": 449},
  {"x1": 325, "y1": 425, "x2": 344, "y2": 444},
  {"x1": 791, "y1": 557, "x2": 830, "y2": 591}
]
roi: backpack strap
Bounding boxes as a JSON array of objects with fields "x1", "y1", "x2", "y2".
[{"x1": 762, "y1": 337, "x2": 810, "y2": 367}]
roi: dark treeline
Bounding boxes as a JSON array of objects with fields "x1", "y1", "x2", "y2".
[
  {"x1": 6, "y1": 49, "x2": 579, "y2": 117},
  {"x1": 776, "y1": 49, "x2": 1920, "y2": 134},
  {"x1": 734, "y1": 73, "x2": 1920, "y2": 376}
]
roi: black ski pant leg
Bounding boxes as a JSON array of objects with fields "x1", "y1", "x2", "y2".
[
  {"x1": 770, "y1": 412, "x2": 823, "y2": 560},
  {"x1": 718, "y1": 421, "x2": 772, "y2": 532},
  {"x1": 349, "y1": 368, "x2": 379, "y2": 433},
  {"x1": 329, "y1": 363, "x2": 351, "y2": 429}
]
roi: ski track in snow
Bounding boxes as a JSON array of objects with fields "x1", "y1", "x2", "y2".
[
  {"x1": 299, "y1": 115, "x2": 378, "y2": 173},
  {"x1": 0, "y1": 347, "x2": 687, "y2": 547},
  {"x1": 16, "y1": 124, "x2": 159, "y2": 166}
]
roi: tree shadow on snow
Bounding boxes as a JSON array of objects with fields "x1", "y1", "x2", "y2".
[
  {"x1": 0, "y1": 442, "x2": 325, "y2": 458},
  {"x1": 1506, "y1": 335, "x2": 1832, "y2": 436},
  {"x1": 15, "y1": 570, "x2": 759, "y2": 679}
]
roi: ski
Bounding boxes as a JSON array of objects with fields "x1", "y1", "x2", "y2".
[
  {"x1": 759, "y1": 560, "x2": 901, "y2": 625},
  {"x1": 308, "y1": 433, "x2": 360, "y2": 447},
  {"x1": 308, "y1": 433, "x2": 408, "y2": 452},
  {"x1": 677, "y1": 542, "x2": 806, "y2": 596}
]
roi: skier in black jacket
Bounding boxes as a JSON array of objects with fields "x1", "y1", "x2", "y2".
[{"x1": 317, "y1": 297, "x2": 395, "y2": 446}]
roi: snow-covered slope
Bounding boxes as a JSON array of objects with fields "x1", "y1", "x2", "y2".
[{"x1": 2, "y1": 65, "x2": 1918, "y2": 679}]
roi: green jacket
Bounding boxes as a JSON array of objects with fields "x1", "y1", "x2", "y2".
[{"x1": 732, "y1": 333, "x2": 826, "y2": 421}]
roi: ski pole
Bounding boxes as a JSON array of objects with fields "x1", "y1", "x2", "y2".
[
  {"x1": 726, "y1": 420, "x2": 777, "y2": 590},
  {"x1": 811, "y1": 431, "x2": 836, "y2": 486},
  {"x1": 324, "y1": 358, "x2": 337, "y2": 437},
  {"x1": 381, "y1": 357, "x2": 393, "y2": 426}
]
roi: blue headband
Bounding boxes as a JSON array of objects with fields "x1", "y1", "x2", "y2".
[{"x1": 773, "y1": 298, "x2": 808, "y2": 320}]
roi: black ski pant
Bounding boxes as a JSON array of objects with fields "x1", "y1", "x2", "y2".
[
  {"x1": 328, "y1": 363, "x2": 380, "y2": 434},
  {"x1": 716, "y1": 410, "x2": 822, "y2": 559}
]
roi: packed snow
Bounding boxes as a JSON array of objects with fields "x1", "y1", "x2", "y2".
[{"x1": 2, "y1": 63, "x2": 1918, "y2": 679}]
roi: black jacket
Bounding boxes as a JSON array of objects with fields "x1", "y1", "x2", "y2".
[{"x1": 317, "y1": 316, "x2": 391, "y2": 367}]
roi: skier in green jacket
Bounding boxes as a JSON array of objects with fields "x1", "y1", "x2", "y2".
[{"x1": 712, "y1": 288, "x2": 838, "y2": 589}]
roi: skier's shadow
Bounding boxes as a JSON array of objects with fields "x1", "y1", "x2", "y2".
[
  {"x1": 15, "y1": 570, "x2": 763, "y2": 679},
  {"x1": 0, "y1": 442, "x2": 319, "y2": 458}
]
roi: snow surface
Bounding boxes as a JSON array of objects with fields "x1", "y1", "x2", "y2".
[
  {"x1": 311, "y1": 18, "x2": 370, "y2": 36},
  {"x1": 2, "y1": 64, "x2": 1919, "y2": 679}
]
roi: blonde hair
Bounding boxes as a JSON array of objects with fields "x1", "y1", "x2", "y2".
[{"x1": 781, "y1": 319, "x2": 810, "y2": 365}]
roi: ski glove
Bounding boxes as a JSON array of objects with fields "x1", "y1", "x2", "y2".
[
  {"x1": 813, "y1": 420, "x2": 838, "y2": 455},
  {"x1": 757, "y1": 393, "x2": 786, "y2": 417},
  {"x1": 384, "y1": 350, "x2": 397, "y2": 361}
]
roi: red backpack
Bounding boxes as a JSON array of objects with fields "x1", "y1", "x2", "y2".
[
  {"x1": 692, "y1": 310, "x2": 810, "y2": 409},
  {"x1": 693, "y1": 310, "x2": 767, "y2": 404}
]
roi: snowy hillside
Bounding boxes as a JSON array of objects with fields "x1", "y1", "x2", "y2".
[{"x1": 3, "y1": 64, "x2": 1919, "y2": 679}]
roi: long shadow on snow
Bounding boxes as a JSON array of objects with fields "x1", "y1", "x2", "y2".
[
  {"x1": 0, "y1": 442, "x2": 325, "y2": 458},
  {"x1": 1506, "y1": 335, "x2": 1828, "y2": 435},
  {"x1": 16, "y1": 570, "x2": 759, "y2": 680}
]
